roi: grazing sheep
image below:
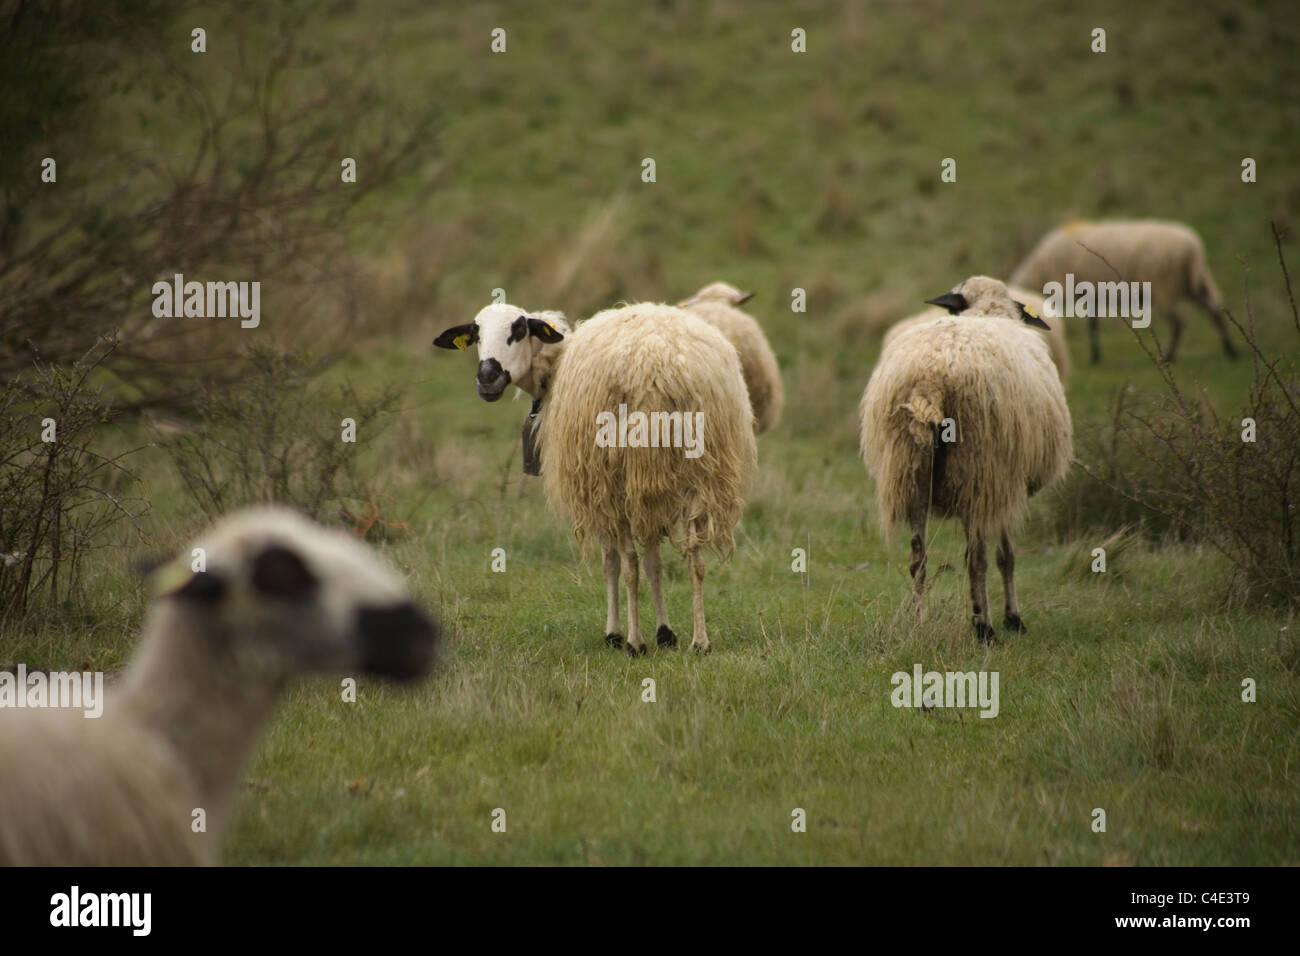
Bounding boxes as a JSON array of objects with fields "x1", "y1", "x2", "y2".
[
  {"x1": 1008, "y1": 219, "x2": 1235, "y2": 363},
  {"x1": 677, "y1": 282, "x2": 785, "y2": 433},
  {"x1": 882, "y1": 283, "x2": 1071, "y2": 383},
  {"x1": 0, "y1": 507, "x2": 439, "y2": 865},
  {"x1": 860, "y1": 276, "x2": 1072, "y2": 641},
  {"x1": 435, "y1": 302, "x2": 756, "y2": 654}
]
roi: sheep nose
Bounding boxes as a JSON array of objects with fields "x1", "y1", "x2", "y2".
[
  {"x1": 356, "y1": 602, "x2": 440, "y2": 682},
  {"x1": 476, "y1": 358, "x2": 504, "y2": 384}
]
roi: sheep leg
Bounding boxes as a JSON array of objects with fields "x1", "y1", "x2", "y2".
[
  {"x1": 621, "y1": 538, "x2": 645, "y2": 656},
  {"x1": 687, "y1": 546, "x2": 710, "y2": 654},
  {"x1": 1087, "y1": 313, "x2": 1100, "y2": 364},
  {"x1": 906, "y1": 476, "x2": 929, "y2": 620},
  {"x1": 1194, "y1": 298, "x2": 1238, "y2": 359},
  {"x1": 1160, "y1": 308, "x2": 1184, "y2": 363},
  {"x1": 966, "y1": 532, "x2": 994, "y2": 642},
  {"x1": 996, "y1": 531, "x2": 1025, "y2": 633},
  {"x1": 643, "y1": 540, "x2": 676, "y2": 647},
  {"x1": 602, "y1": 546, "x2": 623, "y2": 649}
]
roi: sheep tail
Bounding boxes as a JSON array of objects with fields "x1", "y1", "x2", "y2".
[{"x1": 899, "y1": 383, "x2": 944, "y2": 448}]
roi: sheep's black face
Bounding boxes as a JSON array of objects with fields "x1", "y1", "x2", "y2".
[
  {"x1": 356, "y1": 602, "x2": 440, "y2": 681},
  {"x1": 476, "y1": 357, "x2": 511, "y2": 401}
]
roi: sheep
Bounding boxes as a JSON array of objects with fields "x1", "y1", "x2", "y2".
[
  {"x1": 676, "y1": 282, "x2": 785, "y2": 433},
  {"x1": 433, "y1": 303, "x2": 571, "y2": 475},
  {"x1": 0, "y1": 506, "x2": 439, "y2": 865},
  {"x1": 882, "y1": 283, "x2": 1071, "y2": 383},
  {"x1": 1008, "y1": 219, "x2": 1235, "y2": 363},
  {"x1": 859, "y1": 276, "x2": 1073, "y2": 641},
  {"x1": 435, "y1": 302, "x2": 756, "y2": 654}
]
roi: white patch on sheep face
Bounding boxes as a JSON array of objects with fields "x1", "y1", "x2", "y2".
[
  {"x1": 470, "y1": 303, "x2": 538, "y2": 395},
  {"x1": 889, "y1": 664, "x2": 1000, "y2": 718},
  {"x1": 1042, "y1": 275, "x2": 1152, "y2": 329},
  {"x1": 593, "y1": 404, "x2": 705, "y2": 459}
]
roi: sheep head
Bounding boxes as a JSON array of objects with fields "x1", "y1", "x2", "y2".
[
  {"x1": 678, "y1": 281, "x2": 755, "y2": 308},
  {"x1": 926, "y1": 275, "x2": 1051, "y2": 329},
  {"x1": 147, "y1": 506, "x2": 439, "y2": 683},
  {"x1": 433, "y1": 303, "x2": 567, "y2": 401}
]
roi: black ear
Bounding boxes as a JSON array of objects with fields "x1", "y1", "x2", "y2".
[
  {"x1": 133, "y1": 553, "x2": 168, "y2": 577},
  {"x1": 527, "y1": 318, "x2": 565, "y2": 343},
  {"x1": 251, "y1": 544, "x2": 318, "y2": 599},
  {"x1": 433, "y1": 324, "x2": 479, "y2": 351},
  {"x1": 925, "y1": 291, "x2": 969, "y2": 315},
  {"x1": 1017, "y1": 301, "x2": 1052, "y2": 330},
  {"x1": 176, "y1": 570, "x2": 226, "y2": 602}
]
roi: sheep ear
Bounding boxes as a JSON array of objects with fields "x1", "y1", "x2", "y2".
[
  {"x1": 251, "y1": 544, "x2": 318, "y2": 599},
  {"x1": 175, "y1": 570, "x2": 226, "y2": 602},
  {"x1": 528, "y1": 318, "x2": 565, "y2": 343},
  {"x1": 733, "y1": 290, "x2": 755, "y2": 305},
  {"x1": 134, "y1": 552, "x2": 169, "y2": 577},
  {"x1": 148, "y1": 555, "x2": 225, "y2": 602},
  {"x1": 433, "y1": 324, "x2": 478, "y2": 351},
  {"x1": 1017, "y1": 301, "x2": 1051, "y2": 330},
  {"x1": 925, "y1": 292, "x2": 968, "y2": 315}
]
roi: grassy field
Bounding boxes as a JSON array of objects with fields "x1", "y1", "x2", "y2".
[{"x1": 7, "y1": 0, "x2": 1300, "y2": 864}]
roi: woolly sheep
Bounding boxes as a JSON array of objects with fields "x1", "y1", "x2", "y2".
[
  {"x1": 0, "y1": 507, "x2": 439, "y2": 865},
  {"x1": 859, "y1": 276, "x2": 1073, "y2": 641},
  {"x1": 1008, "y1": 219, "x2": 1235, "y2": 363},
  {"x1": 882, "y1": 283, "x2": 1071, "y2": 384},
  {"x1": 677, "y1": 282, "x2": 785, "y2": 433},
  {"x1": 435, "y1": 302, "x2": 756, "y2": 654}
]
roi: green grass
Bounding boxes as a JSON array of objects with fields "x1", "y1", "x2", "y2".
[
  {"x1": 211, "y1": 354, "x2": 1298, "y2": 864},
  {"x1": 8, "y1": 0, "x2": 1300, "y2": 864}
]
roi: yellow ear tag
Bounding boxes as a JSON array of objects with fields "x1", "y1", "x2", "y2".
[
  {"x1": 1022, "y1": 303, "x2": 1039, "y2": 319},
  {"x1": 149, "y1": 556, "x2": 194, "y2": 597},
  {"x1": 453, "y1": 334, "x2": 472, "y2": 351}
]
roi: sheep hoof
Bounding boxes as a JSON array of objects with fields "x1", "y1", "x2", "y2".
[
  {"x1": 1003, "y1": 614, "x2": 1026, "y2": 633},
  {"x1": 656, "y1": 625, "x2": 678, "y2": 647},
  {"x1": 604, "y1": 633, "x2": 624, "y2": 649},
  {"x1": 690, "y1": 641, "x2": 711, "y2": 655},
  {"x1": 973, "y1": 620, "x2": 997, "y2": 643},
  {"x1": 625, "y1": 642, "x2": 647, "y2": 657}
]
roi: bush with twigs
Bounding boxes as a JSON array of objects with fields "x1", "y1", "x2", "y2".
[
  {"x1": 0, "y1": 341, "x2": 146, "y2": 621},
  {"x1": 1064, "y1": 223, "x2": 1300, "y2": 606},
  {"x1": 158, "y1": 346, "x2": 403, "y2": 525}
]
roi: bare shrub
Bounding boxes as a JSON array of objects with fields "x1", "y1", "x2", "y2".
[
  {"x1": 157, "y1": 346, "x2": 402, "y2": 524},
  {"x1": 0, "y1": 1, "x2": 436, "y2": 408},
  {"x1": 1068, "y1": 223, "x2": 1300, "y2": 606},
  {"x1": 0, "y1": 341, "x2": 146, "y2": 620}
]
